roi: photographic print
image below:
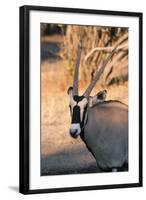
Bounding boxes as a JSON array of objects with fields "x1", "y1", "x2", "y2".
[
  {"x1": 40, "y1": 24, "x2": 129, "y2": 176},
  {"x1": 19, "y1": 6, "x2": 142, "y2": 194}
]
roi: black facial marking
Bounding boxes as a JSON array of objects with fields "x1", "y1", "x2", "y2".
[
  {"x1": 73, "y1": 96, "x2": 85, "y2": 103},
  {"x1": 81, "y1": 105, "x2": 87, "y2": 128},
  {"x1": 72, "y1": 105, "x2": 81, "y2": 123}
]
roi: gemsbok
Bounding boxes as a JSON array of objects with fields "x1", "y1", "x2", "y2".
[{"x1": 67, "y1": 43, "x2": 128, "y2": 172}]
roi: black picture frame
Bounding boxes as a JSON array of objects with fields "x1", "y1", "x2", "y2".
[{"x1": 19, "y1": 5, "x2": 143, "y2": 194}]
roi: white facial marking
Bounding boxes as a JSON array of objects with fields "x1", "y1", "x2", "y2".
[
  {"x1": 70, "y1": 98, "x2": 77, "y2": 113},
  {"x1": 78, "y1": 98, "x2": 88, "y2": 107},
  {"x1": 78, "y1": 98, "x2": 88, "y2": 121},
  {"x1": 70, "y1": 123, "x2": 81, "y2": 135},
  {"x1": 70, "y1": 98, "x2": 77, "y2": 107},
  {"x1": 70, "y1": 98, "x2": 77, "y2": 106}
]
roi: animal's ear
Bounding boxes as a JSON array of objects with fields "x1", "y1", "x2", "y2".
[
  {"x1": 97, "y1": 90, "x2": 107, "y2": 101},
  {"x1": 67, "y1": 86, "x2": 73, "y2": 97},
  {"x1": 88, "y1": 90, "x2": 107, "y2": 107}
]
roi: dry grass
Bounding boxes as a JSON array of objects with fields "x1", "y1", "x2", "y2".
[
  {"x1": 41, "y1": 60, "x2": 81, "y2": 155},
  {"x1": 41, "y1": 59, "x2": 128, "y2": 175}
]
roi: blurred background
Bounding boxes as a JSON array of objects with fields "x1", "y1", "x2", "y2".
[{"x1": 41, "y1": 23, "x2": 128, "y2": 176}]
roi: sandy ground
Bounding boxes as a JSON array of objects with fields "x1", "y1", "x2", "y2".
[{"x1": 41, "y1": 57, "x2": 128, "y2": 176}]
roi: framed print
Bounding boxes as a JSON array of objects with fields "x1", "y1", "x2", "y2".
[{"x1": 19, "y1": 5, "x2": 143, "y2": 194}]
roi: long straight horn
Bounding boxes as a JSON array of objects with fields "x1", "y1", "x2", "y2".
[
  {"x1": 83, "y1": 45, "x2": 118, "y2": 97},
  {"x1": 72, "y1": 43, "x2": 82, "y2": 96}
]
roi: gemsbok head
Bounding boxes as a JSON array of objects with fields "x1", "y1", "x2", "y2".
[{"x1": 67, "y1": 42, "x2": 128, "y2": 172}]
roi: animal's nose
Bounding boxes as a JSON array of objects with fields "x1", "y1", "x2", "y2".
[{"x1": 70, "y1": 129, "x2": 78, "y2": 138}]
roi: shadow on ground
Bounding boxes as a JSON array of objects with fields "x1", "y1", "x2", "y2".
[{"x1": 41, "y1": 144, "x2": 101, "y2": 176}]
